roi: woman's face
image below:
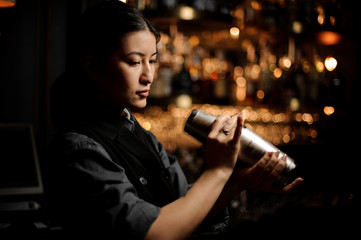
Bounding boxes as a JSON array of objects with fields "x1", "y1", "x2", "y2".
[{"x1": 94, "y1": 30, "x2": 158, "y2": 110}]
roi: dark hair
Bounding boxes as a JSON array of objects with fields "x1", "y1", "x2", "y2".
[
  {"x1": 51, "y1": 1, "x2": 160, "y2": 133},
  {"x1": 77, "y1": 1, "x2": 160, "y2": 63}
]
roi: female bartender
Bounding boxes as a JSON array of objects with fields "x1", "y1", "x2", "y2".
[{"x1": 46, "y1": 1, "x2": 303, "y2": 239}]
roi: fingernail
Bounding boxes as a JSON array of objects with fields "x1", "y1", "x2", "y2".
[
  {"x1": 275, "y1": 151, "x2": 280, "y2": 158},
  {"x1": 282, "y1": 154, "x2": 287, "y2": 161},
  {"x1": 240, "y1": 110, "x2": 245, "y2": 124},
  {"x1": 240, "y1": 110, "x2": 245, "y2": 118}
]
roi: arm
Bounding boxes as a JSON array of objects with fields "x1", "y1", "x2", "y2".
[
  {"x1": 146, "y1": 112, "x2": 304, "y2": 240},
  {"x1": 145, "y1": 168, "x2": 230, "y2": 240},
  {"x1": 145, "y1": 113, "x2": 245, "y2": 240}
]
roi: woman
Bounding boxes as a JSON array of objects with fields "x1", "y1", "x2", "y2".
[{"x1": 46, "y1": 1, "x2": 303, "y2": 239}]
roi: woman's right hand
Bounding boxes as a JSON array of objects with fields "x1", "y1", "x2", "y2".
[{"x1": 204, "y1": 111, "x2": 245, "y2": 177}]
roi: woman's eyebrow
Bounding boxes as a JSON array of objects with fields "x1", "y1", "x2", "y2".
[{"x1": 125, "y1": 51, "x2": 158, "y2": 57}]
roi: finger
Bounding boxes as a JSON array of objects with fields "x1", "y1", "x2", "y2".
[
  {"x1": 230, "y1": 111, "x2": 245, "y2": 145},
  {"x1": 253, "y1": 152, "x2": 281, "y2": 186},
  {"x1": 249, "y1": 152, "x2": 273, "y2": 186},
  {"x1": 281, "y1": 177, "x2": 304, "y2": 193},
  {"x1": 269, "y1": 154, "x2": 287, "y2": 179},
  {"x1": 208, "y1": 115, "x2": 230, "y2": 138},
  {"x1": 221, "y1": 114, "x2": 238, "y2": 136},
  {"x1": 251, "y1": 152, "x2": 272, "y2": 174},
  {"x1": 263, "y1": 151, "x2": 280, "y2": 173},
  {"x1": 264, "y1": 151, "x2": 284, "y2": 175}
]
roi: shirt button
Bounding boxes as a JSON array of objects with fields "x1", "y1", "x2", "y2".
[
  {"x1": 139, "y1": 177, "x2": 147, "y2": 185},
  {"x1": 160, "y1": 170, "x2": 170, "y2": 180}
]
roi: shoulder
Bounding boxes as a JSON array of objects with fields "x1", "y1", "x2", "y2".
[{"x1": 51, "y1": 132, "x2": 110, "y2": 158}]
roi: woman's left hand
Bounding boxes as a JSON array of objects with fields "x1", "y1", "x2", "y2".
[{"x1": 231, "y1": 152, "x2": 304, "y2": 193}]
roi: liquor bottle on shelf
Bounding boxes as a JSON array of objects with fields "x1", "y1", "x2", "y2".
[
  {"x1": 172, "y1": 62, "x2": 193, "y2": 108},
  {"x1": 148, "y1": 63, "x2": 173, "y2": 106}
]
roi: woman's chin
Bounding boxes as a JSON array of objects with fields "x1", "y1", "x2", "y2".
[{"x1": 130, "y1": 100, "x2": 148, "y2": 110}]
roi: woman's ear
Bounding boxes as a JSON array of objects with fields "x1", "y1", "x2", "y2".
[{"x1": 80, "y1": 54, "x2": 100, "y2": 80}]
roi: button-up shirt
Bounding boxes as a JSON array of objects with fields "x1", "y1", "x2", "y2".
[{"x1": 45, "y1": 109, "x2": 228, "y2": 239}]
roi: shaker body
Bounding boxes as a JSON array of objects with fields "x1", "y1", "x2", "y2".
[{"x1": 184, "y1": 109, "x2": 296, "y2": 184}]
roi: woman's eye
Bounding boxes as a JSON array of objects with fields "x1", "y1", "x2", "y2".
[
  {"x1": 128, "y1": 61, "x2": 140, "y2": 66},
  {"x1": 150, "y1": 59, "x2": 158, "y2": 64}
]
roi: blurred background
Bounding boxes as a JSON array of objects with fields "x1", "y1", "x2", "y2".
[{"x1": 0, "y1": 0, "x2": 360, "y2": 238}]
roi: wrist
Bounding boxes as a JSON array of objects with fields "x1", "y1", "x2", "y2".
[{"x1": 205, "y1": 166, "x2": 233, "y2": 183}]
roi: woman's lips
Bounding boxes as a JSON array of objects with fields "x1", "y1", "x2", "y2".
[{"x1": 136, "y1": 89, "x2": 149, "y2": 98}]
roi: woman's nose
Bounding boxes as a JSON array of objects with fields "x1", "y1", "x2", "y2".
[{"x1": 140, "y1": 63, "x2": 153, "y2": 84}]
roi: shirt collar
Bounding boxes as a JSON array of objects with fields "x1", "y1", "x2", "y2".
[
  {"x1": 121, "y1": 108, "x2": 132, "y2": 121},
  {"x1": 86, "y1": 108, "x2": 136, "y2": 140}
]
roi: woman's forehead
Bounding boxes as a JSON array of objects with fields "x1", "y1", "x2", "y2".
[{"x1": 117, "y1": 30, "x2": 157, "y2": 56}]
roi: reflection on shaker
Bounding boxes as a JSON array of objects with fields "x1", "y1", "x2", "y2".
[{"x1": 184, "y1": 109, "x2": 297, "y2": 185}]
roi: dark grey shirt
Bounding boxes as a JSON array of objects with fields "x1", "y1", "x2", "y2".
[{"x1": 46, "y1": 110, "x2": 228, "y2": 239}]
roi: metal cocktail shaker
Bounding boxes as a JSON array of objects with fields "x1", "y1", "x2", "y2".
[{"x1": 184, "y1": 109, "x2": 297, "y2": 185}]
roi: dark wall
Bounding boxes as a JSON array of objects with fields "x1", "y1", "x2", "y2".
[
  {"x1": 0, "y1": 0, "x2": 39, "y2": 123},
  {"x1": 0, "y1": 0, "x2": 74, "y2": 151}
]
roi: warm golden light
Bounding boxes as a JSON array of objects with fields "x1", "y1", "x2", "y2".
[
  {"x1": 234, "y1": 66, "x2": 243, "y2": 76},
  {"x1": 292, "y1": 21, "x2": 303, "y2": 34},
  {"x1": 257, "y1": 90, "x2": 265, "y2": 100},
  {"x1": 236, "y1": 86, "x2": 246, "y2": 102},
  {"x1": 280, "y1": 56, "x2": 292, "y2": 69},
  {"x1": 323, "y1": 106, "x2": 335, "y2": 115},
  {"x1": 324, "y1": 56, "x2": 337, "y2": 71},
  {"x1": 250, "y1": 64, "x2": 261, "y2": 80},
  {"x1": 189, "y1": 67, "x2": 199, "y2": 77},
  {"x1": 189, "y1": 35, "x2": 200, "y2": 47},
  {"x1": 236, "y1": 77, "x2": 246, "y2": 87},
  {"x1": 230, "y1": 27, "x2": 240, "y2": 39},
  {"x1": 317, "y1": 15, "x2": 325, "y2": 25},
  {"x1": 0, "y1": 0, "x2": 15, "y2": 7},
  {"x1": 160, "y1": 33, "x2": 170, "y2": 44},
  {"x1": 273, "y1": 67, "x2": 282, "y2": 78},
  {"x1": 283, "y1": 134, "x2": 290, "y2": 143},
  {"x1": 315, "y1": 60, "x2": 325, "y2": 72},
  {"x1": 251, "y1": 1, "x2": 262, "y2": 10},
  {"x1": 316, "y1": 6, "x2": 325, "y2": 25},
  {"x1": 142, "y1": 121, "x2": 151, "y2": 131},
  {"x1": 317, "y1": 31, "x2": 342, "y2": 45},
  {"x1": 310, "y1": 129, "x2": 318, "y2": 138},
  {"x1": 179, "y1": 6, "x2": 196, "y2": 20},
  {"x1": 175, "y1": 94, "x2": 192, "y2": 108},
  {"x1": 290, "y1": 98, "x2": 300, "y2": 111},
  {"x1": 302, "y1": 113, "x2": 313, "y2": 125},
  {"x1": 210, "y1": 72, "x2": 218, "y2": 81},
  {"x1": 134, "y1": 105, "x2": 318, "y2": 149}
]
